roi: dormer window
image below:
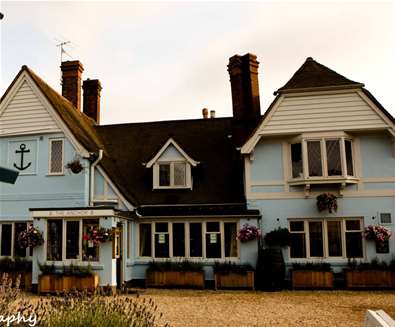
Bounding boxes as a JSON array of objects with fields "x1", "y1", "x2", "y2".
[
  {"x1": 146, "y1": 138, "x2": 199, "y2": 190},
  {"x1": 158, "y1": 162, "x2": 187, "y2": 187},
  {"x1": 289, "y1": 134, "x2": 357, "y2": 186}
]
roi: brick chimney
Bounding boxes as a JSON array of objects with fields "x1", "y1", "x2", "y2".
[
  {"x1": 227, "y1": 53, "x2": 261, "y2": 120},
  {"x1": 61, "y1": 60, "x2": 84, "y2": 111},
  {"x1": 82, "y1": 79, "x2": 102, "y2": 124}
]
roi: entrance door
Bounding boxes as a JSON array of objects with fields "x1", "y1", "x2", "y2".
[{"x1": 115, "y1": 223, "x2": 123, "y2": 289}]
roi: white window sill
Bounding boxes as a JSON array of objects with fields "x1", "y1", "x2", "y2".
[
  {"x1": 153, "y1": 186, "x2": 192, "y2": 190},
  {"x1": 46, "y1": 173, "x2": 65, "y2": 176},
  {"x1": 288, "y1": 176, "x2": 359, "y2": 186}
]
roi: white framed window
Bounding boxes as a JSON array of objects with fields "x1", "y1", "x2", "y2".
[
  {"x1": 289, "y1": 218, "x2": 364, "y2": 260},
  {"x1": 289, "y1": 137, "x2": 355, "y2": 181},
  {"x1": 49, "y1": 139, "x2": 64, "y2": 175},
  {"x1": 47, "y1": 218, "x2": 100, "y2": 262},
  {"x1": 154, "y1": 161, "x2": 191, "y2": 189},
  {"x1": 137, "y1": 221, "x2": 239, "y2": 260},
  {"x1": 0, "y1": 222, "x2": 30, "y2": 258}
]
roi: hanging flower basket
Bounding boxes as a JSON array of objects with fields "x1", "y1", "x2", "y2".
[
  {"x1": 65, "y1": 159, "x2": 84, "y2": 174},
  {"x1": 18, "y1": 225, "x2": 44, "y2": 249},
  {"x1": 237, "y1": 224, "x2": 261, "y2": 243},
  {"x1": 364, "y1": 225, "x2": 392, "y2": 243},
  {"x1": 83, "y1": 226, "x2": 113, "y2": 245},
  {"x1": 316, "y1": 193, "x2": 337, "y2": 213}
]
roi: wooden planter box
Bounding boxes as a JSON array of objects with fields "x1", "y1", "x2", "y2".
[
  {"x1": 1, "y1": 271, "x2": 32, "y2": 290},
  {"x1": 345, "y1": 270, "x2": 395, "y2": 289},
  {"x1": 38, "y1": 274, "x2": 99, "y2": 293},
  {"x1": 214, "y1": 271, "x2": 255, "y2": 290},
  {"x1": 292, "y1": 270, "x2": 334, "y2": 289},
  {"x1": 146, "y1": 270, "x2": 205, "y2": 289}
]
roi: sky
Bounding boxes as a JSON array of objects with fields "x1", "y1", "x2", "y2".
[{"x1": 0, "y1": 1, "x2": 394, "y2": 125}]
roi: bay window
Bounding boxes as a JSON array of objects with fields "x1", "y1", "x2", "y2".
[
  {"x1": 0, "y1": 222, "x2": 29, "y2": 258},
  {"x1": 138, "y1": 221, "x2": 239, "y2": 259},
  {"x1": 289, "y1": 218, "x2": 363, "y2": 259},
  {"x1": 47, "y1": 219, "x2": 100, "y2": 262},
  {"x1": 290, "y1": 137, "x2": 355, "y2": 182}
]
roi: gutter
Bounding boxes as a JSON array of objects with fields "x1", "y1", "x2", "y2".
[{"x1": 89, "y1": 149, "x2": 103, "y2": 207}]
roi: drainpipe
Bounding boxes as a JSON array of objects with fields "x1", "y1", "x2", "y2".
[{"x1": 89, "y1": 149, "x2": 103, "y2": 207}]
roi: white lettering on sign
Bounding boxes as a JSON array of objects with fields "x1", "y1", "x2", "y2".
[{"x1": 210, "y1": 234, "x2": 217, "y2": 244}]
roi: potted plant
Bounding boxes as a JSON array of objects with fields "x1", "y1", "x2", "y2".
[
  {"x1": 264, "y1": 228, "x2": 291, "y2": 248},
  {"x1": 213, "y1": 262, "x2": 255, "y2": 290},
  {"x1": 237, "y1": 224, "x2": 261, "y2": 242},
  {"x1": 316, "y1": 193, "x2": 337, "y2": 213},
  {"x1": 38, "y1": 262, "x2": 98, "y2": 293},
  {"x1": 146, "y1": 260, "x2": 204, "y2": 289},
  {"x1": 291, "y1": 262, "x2": 334, "y2": 289},
  {"x1": 364, "y1": 225, "x2": 392, "y2": 254},
  {"x1": 17, "y1": 225, "x2": 44, "y2": 249},
  {"x1": 65, "y1": 159, "x2": 84, "y2": 174},
  {"x1": 345, "y1": 258, "x2": 395, "y2": 289},
  {"x1": 0, "y1": 257, "x2": 32, "y2": 290}
]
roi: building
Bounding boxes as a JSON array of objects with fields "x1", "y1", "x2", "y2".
[
  {"x1": 0, "y1": 54, "x2": 261, "y2": 290},
  {"x1": 241, "y1": 57, "x2": 395, "y2": 272}
]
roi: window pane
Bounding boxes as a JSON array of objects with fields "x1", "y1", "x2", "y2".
[
  {"x1": 1, "y1": 224, "x2": 12, "y2": 256},
  {"x1": 155, "y1": 222, "x2": 168, "y2": 233},
  {"x1": 172, "y1": 223, "x2": 185, "y2": 257},
  {"x1": 14, "y1": 223, "x2": 27, "y2": 257},
  {"x1": 290, "y1": 234, "x2": 306, "y2": 258},
  {"x1": 159, "y1": 164, "x2": 170, "y2": 186},
  {"x1": 206, "y1": 222, "x2": 220, "y2": 233},
  {"x1": 346, "y1": 232, "x2": 363, "y2": 258},
  {"x1": 327, "y1": 221, "x2": 342, "y2": 257},
  {"x1": 309, "y1": 222, "x2": 323, "y2": 257},
  {"x1": 224, "y1": 223, "x2": 238, "y2": 257},
  {"x1": 189, "y1": 223, "x2": 202, "y2": 257},
  {"x1": 155, "y1": 222, "x2": 169, "y2": 258},
  {"x1": 345, "y1": 140, "x2": 354, "y2": 176},
  {"x1": 346, "y1": 220, "x2": 361, "y2": 231},
  {"x1": 47, "y1": 220, "x2": 62, "y2": 261},
  {"x1": 50, "y1": 140, "x2": 63, "y2": 173},
  {"x1": 82, "y1": 219, "x2": 100, "y2": 261},
  {"x1": 139, "y1": 224, "x2": 152, "y2": 257},
  {"x1": 307, "y1": 141, "x2": 322, "y2": 176},
  {"x1": 291, "y1": 143, "x2": 303, "y2": 178},
  {"x1": 174, "y1": 163, "x2": 186, "y2": 186},
  {"x1": 326, "y1": 140, "x2": 342, "y2": 176},
  {"x1": 206, "y1": 232, "x2": 221, "y2": 258},
  {"x1": 380, "y1": 213, "x2": 392, "y2": 224},
  {"x1": 290, "y1": 221, "x2": 304, "y2": 232},
  {"x1": 66, "y1": 221, "x2": 80, "y2": 259}
]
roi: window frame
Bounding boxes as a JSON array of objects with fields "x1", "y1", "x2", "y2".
[
  {"x1": 288, "y1": 218, "x2": 364, "y2": 261},
  {"x1": 289, "y1": 135, "x2": 356, "y2": 183},
  {"x1": 137, "y1": 220, "x2": 240, "y2": 261},
  {"x1": 46, "y1": 218, "x2": 99, "y2": 263},
  {"x1": 0, "y1": 222, "x2": 31, "y2": 259},
  {"x1": 153, "y1": 161, "x2": 192, "y2": 189},
  {"x1": 48, "y1": 138, "x2": 65, "y2": 176}
]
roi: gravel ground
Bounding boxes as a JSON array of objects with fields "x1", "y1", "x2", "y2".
[{"x1": 139, "y1": 289, "x2": 395, "y2": 327}]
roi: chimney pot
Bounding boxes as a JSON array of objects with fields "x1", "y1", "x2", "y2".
[
  {"x1": 227, "y1": 53, "x2": 261, "y2": 121},
  {"x1": 202, "y1": 108, "x2": 209, "y2": 119},
  {"x1": 83, "y1": 79, "x2": 102, "y2": 124},
  {"x1": 210, "y1": 110, "x2": 216, "y2": 118},
  {"x1": 61, "y1": 60, "x2": 84, "y2": 111}
]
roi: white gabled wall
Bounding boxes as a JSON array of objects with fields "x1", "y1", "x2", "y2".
[{"x1": 0, "y1": 80, "x2": 61, "y2": 136}]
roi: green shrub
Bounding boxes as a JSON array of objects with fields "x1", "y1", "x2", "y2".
[
  {"x1": 213, "y1": 261, "x2": 254, "y2": 274},
  {"x1": 292, "y1": 262, "x2": 332, "y2": 272},
  {"x1": 148, "y1": 259, "x2": 203, "y2": 272},
  {"x1": 348, "y1": 258, "x2": 395, "y2": 271},
  {"x1": 39, "y1": 262, "x2": 93, "y2": 276},
  {"x1": 0, "y1": 257, "x2": 32, "y2": 272}
]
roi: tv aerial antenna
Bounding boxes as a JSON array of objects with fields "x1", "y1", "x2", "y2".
[{"x1": 56, "y1": 40, "x2": 73, "y2": 63}]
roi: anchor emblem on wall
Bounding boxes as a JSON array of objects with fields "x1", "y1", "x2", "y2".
[{"x1": 14, "y1": 144, "x2": 32, "y2": 171}]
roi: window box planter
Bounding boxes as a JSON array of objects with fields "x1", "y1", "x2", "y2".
[
  {"x1": 214, "y1": 271, "x2": 255, "y2": 290},
  {"x1": 1, "y1": 271, "x2": 32, "y2": 291},
  {"x1": 38, "y1": 274, "x2": 99, "y2": 293},
  {"x1": 345, "y1": 270, "x2": 395, "y2": 289},
  {"x1": 146, "y1": 270, "x2": 205, "y2": 289},
  {"x1": 291, "y1": 269, "x2": 334, "y2": 289}
]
